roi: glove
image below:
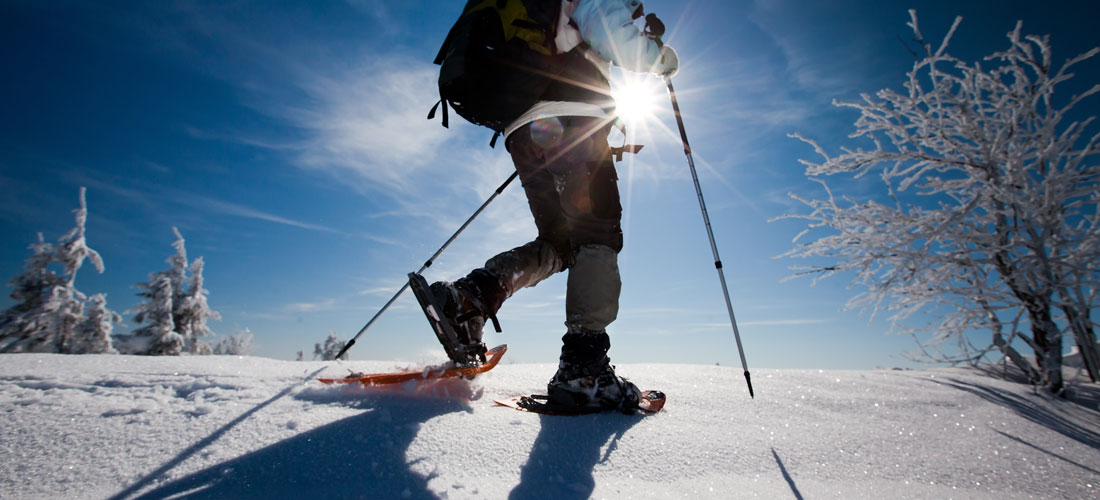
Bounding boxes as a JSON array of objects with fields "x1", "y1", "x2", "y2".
[{"x1": 654, "y1": 45, "x2": 679, "y2": 78}]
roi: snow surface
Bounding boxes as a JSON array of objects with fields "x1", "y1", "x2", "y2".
[{"x1": 1, "y1": 353, "x2": 1098, "y2": 500}]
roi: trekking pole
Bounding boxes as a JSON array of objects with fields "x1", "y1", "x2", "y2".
[
  {"x1": 666, "y1": 76, "x2": 754, "y2": 398},
  {"x1": 335, "y1": 171, "x2": 520, "y2": 360},
  {"x1": 646, "y1": 14, "x2": 754, "y2": 398}
]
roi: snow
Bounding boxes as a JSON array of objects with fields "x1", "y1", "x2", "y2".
[{"x1": 1, "y1": 353, "x2": 1097, "y2": 499}]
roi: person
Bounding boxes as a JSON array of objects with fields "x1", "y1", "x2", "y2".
[{"x1": 425, "y1": 0, "x2": 678, "y2": 413}]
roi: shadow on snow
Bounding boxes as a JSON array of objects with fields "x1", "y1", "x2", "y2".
[
  {"x1": 111, "y1": 371, "x2": 648, "y2": 500},
  {"x1": 938, "y1": 377, "x2": 1100, "y2": 450},
  {"x1": 122, "y1": 385, "x2": 473, "y2": 500},
  {"x1": 771, "y1": 448, "x2": 805, "y2": 500},
  {"x1": 108, "y1": 367, "x2": 328, "y2": 500},
  {"x1": 508, "y1": 412, "x2": 643, "y2": 500}
]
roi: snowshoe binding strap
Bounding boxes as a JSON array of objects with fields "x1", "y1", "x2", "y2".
[{"x1": 455, "y1": 296, "x2": 503, "y2": 334}]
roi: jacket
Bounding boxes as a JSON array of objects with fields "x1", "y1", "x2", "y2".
[{"x1": 503, "y1": 0, "x2": 664, "y2": 139}]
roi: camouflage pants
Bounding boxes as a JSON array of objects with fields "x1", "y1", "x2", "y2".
[{"x1": 476, "y1": 115, "x2": 623, "y2": 332}]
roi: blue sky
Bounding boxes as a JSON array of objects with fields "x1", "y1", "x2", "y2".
[{"x1": 1, "y1": 0, "x2": 1096, "y2": 368}]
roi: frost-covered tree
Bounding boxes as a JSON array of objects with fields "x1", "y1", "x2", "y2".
[
  {"x1": 126, "y1": 228, "x2": 220, "y2": 355},
  {"x1": 128, "y1": 275, "x2": 183, "y2": 355},
  {"x1": 0, "y1": 234, "x2": 64, "y2": 352},
  {"x1": 779, "y1": 12, "x2": 1099, "y2": 395},
  {"x1": 213, "y1": 328, "x2": 254, "y2": 356},
  {"x1": 71, "y1": 294, "x2": 121, "y2": 354},
  {"x1": 314, "y1": 332, "x2": 348, "y2": 361},
  {"x1": 179, "y1": 256, "x2": 220, "y2": 354},
  {"x1": 154, "y1": 227, "x2": 192, "y2": 347},
  {"x1": 48, "y1": 285, "x2": 87, "y2": 354},
  {"x1": 51, "y1": 188, "x2": 107, "y2": 353},
  {"x1": 53, "y1": 189, "x2": 105, "y2": 286},
  {"x1": 0, "y1": 188, "x2": 115, "y2": 353}
]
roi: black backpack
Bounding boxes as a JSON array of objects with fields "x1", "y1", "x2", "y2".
[{"x1": 428, "y1": 0, "x2": 566, "y2": 147}]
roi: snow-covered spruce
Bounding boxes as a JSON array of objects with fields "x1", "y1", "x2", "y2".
[
  {"x1": 71, "y1": 294, "x2": 121, "y2": 355},
  {"x1": 213, "y1": 328, "x2": 255, "y2": 356},
  {"x1": 314, "y1": 331, "x2": 349, "y2": 360},
  {"x1": 0, "y1": 187, "x2": 120, "y2": 354},
  {"x1": 121, "y1": 227, "x2": 221, "y2": 355}
]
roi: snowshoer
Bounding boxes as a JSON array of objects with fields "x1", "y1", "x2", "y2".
[{"x1": 422, "y1": 0, "x2": 679, "y2": 413}]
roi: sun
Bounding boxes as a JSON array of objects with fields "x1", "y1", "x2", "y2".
[{"x1": 611, "y1": 72, "x2": 664, "y2": 127}]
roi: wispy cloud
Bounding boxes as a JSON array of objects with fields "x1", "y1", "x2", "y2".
[
  {"x1": 286, "y1": 298, "x2": 339, "y2": 313},
  {"x1": 69, "y1": 172, "x2": 384, "y2": 240},
  {"x1": 740, "y1": 318, "x2": 829, "y2": 327},
  {"x1": 197, "y1": 197, "x2": 344, "y2": 234},
  {"x1": 238, "y1": 310, "x2": 294, "y2": 321},
  {"x1": 157, "y1": 15, "x2": 518, "y2": 264},
  {"x1": 180, "y1": 58, "x2": 460, "y2": 200},
  {"x1": 112, "y1": 2, "x2": 651, "y2": 293},
  {"x1": 112, "y1": 2, "x2": 467, "y2": 201},
  {"x1": 193, "y1": 195, "x2": 398, "y2": 243},
  {"x1": 358, "y1": 286, "x2": 400, "y2": 297},
  {"x1": 182, "y1": 125, "x2": 301, "y2": 152},
  {"x1": 748, "y1": 0, "x2": 888, "y2": 99},
  {"x1": 274, "y1": 58, "x2": 460, "y2": 194}
]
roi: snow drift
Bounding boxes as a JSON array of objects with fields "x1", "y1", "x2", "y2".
[{"x1": 1, "y1": 353, "x2": 1097, "y2": 499}]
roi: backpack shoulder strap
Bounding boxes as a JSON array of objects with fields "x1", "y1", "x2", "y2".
[{"x1": 427, "y1": 99, "x2": 449, "y2": 128}]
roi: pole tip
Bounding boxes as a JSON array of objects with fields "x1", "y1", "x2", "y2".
[
  {"x1": 744, "y1": 370, "x2": 754, "y2": 399},
  {"x1": 334, "y1": 338, "x2": 356, "y2": 361}
]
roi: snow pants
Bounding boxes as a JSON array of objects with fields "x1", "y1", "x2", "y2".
[{"x1": 474, "y1": 115, "x2": 623, "y2": 333}]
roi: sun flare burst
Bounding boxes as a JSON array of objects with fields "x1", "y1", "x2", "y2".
[{"x1": 611, "y1": 72, "x2": 665, "y2": 127}]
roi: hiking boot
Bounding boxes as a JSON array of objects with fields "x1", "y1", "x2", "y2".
[
  {"x1": 545, "y1": 329, "x2": 641, "y2": 413},
  {"x1": 425, "y1": 280, "x2": 487, "y2": 365},
  {"x1": 547, "y1": 362, "x2": 641, "y2": 413},
  {"x1": 428, "y1": 270, "x2": 506, "y2": 365}
]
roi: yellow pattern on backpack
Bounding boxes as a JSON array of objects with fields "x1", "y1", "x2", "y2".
[{"x1": 468, "y1": 0, "x2": 554, "y2": 56}]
